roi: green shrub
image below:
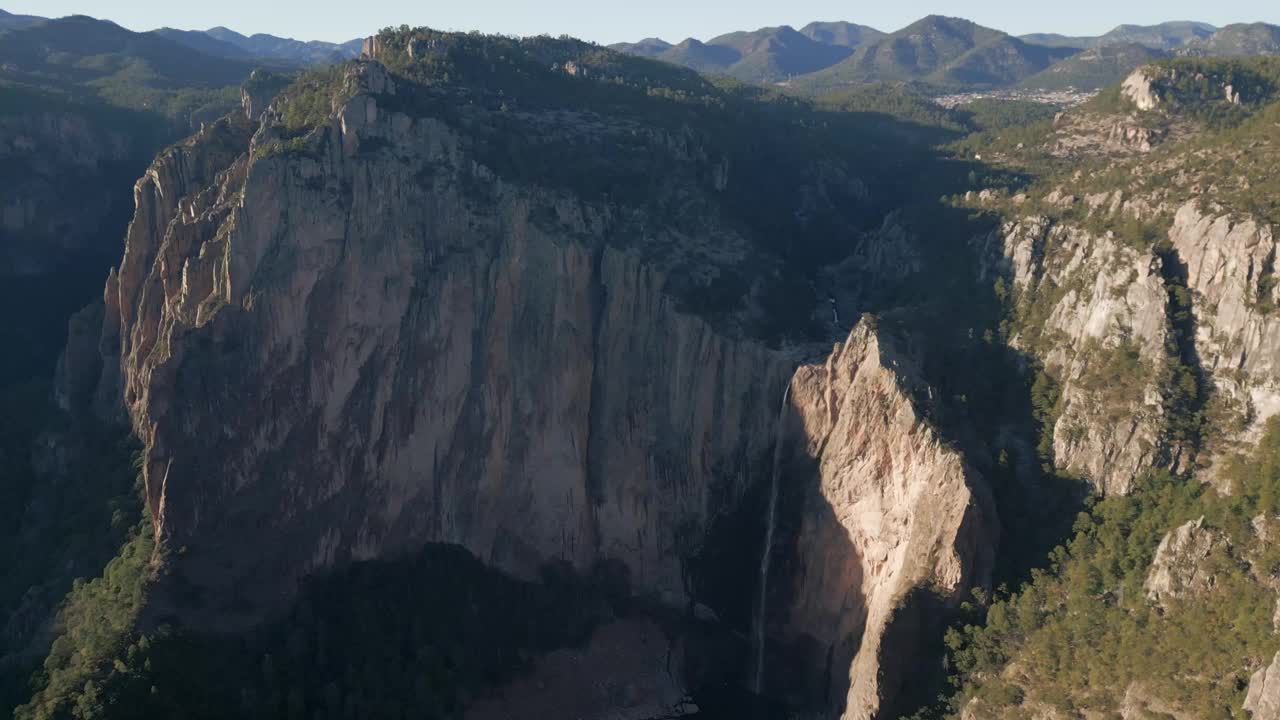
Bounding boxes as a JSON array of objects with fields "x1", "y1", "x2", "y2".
[
  {"x1": 942, "y1": 420, "x2": 1280, "y2": 718},
  {"x1": 274, "y1": 65, "x2": 350, "y2": 137},
  {"x1": 17, "y1": 515, "x2": 154, "y2": 720}
]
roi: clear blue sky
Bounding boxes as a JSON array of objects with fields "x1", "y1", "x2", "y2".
[{"x1": 7, "y1": 0, "x2": 1278, "y2": 44}]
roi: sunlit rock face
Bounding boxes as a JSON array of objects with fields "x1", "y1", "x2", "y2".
[
  {"x1": 1247, "y1": 652, "x2": 1280, "y2": 720},
  {"x1": 772, "y1": 320, "x2": 994, "y2": 719},
  {"x1": 984, "y1": 216, "x2": 1173, "y2": 495}
]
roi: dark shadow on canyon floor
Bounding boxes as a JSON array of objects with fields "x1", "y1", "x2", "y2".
[{"x1": 70, "y1": 542, "x2": 798, "y2": 719}]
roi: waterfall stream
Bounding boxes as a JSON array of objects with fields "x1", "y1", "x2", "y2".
[{"x1": 751, "y1": 383, "x2": 791, "y2": 694}]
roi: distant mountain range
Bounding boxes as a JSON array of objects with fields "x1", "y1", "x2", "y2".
[
  {"x1": 611, "y1": 22, "x2": 884, "y2": 83},
  {"x1": 1017, "y1": 42, "x2": 1171, "y2": 90},
  {"x1": 793, "y1": 16, "x2": 1081, "y2": 90},
  {"x1": 0, "y1": 15, "x2": 259, "y2": 95},
  {"x1": 612, "y1": 15, "x2": 1280, "y2": 92},
  {"x1": 0, "y1": 9, "x2": 361, "y2": 66},
  {"x1": 1183, "y1": 22, "x2": 1280, "y2": 56},
  {"x1": 1020, "y1": 21, "x2": 1217, "y2": 50},
  {"x1": 201, "y1": 27, "x2": 363, "y2": 64},
  {"x1": 2, "y1": 7, "x2": 1277, "y2": 96}
]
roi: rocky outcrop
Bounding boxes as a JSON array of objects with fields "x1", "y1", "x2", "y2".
[
  {"x1": 1122, "y1": 63, "x2": 1276, "y2": 114},
  {"x1": 776, "y1": 321, "x2": 995, "y2": 719},
  {"x1": 984, "y1": 216, "x2": 1174, "y2": 494},
  {"x1": 976, "y1": 174, "x2": 1280, "y2": 496},
  {"x1": 1121, "y1": 68, "x2": 1161, "y2": 111},
  {"x1": 1169, "y1": 202, "x2": 1280, "y2": 468},
  {"x1": 1050, "y1": 113, "x2": 1167, "y2": 157},
  {"x1": 240, "y1": 70, "x2": 291, "y2": 122},
  {"x1": 1144, "y1": 516, "x2": 1229, "y2": 607},
  {"x1": 1120, "y1": 683, "x2": 1196, "y2": 720},
  {"x1": 1246, "y1": 652, "x2": 1280, "y2": 720}
]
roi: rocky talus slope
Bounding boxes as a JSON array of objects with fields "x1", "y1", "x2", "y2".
[{"x1": 55, "y1": 35, "x2": 996, "y2": 719}]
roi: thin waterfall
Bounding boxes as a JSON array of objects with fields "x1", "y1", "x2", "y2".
[{"x1": 752, "y1": 382, "x2": 791, "y2": 694}]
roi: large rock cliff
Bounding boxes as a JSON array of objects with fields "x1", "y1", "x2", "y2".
[
  {"x1": 1169, "y1": 202, "x2": 1280, "y2": 472},
  {"x1": 69, "y1": 44, "x2": 997, "y2": 718},
  {"x1": 94, "y1": 62, "x2": 797, "y2": 617},
  {"x1": 775, "y1": 322, "x2": 995, "y2": 718},
  {"x1": 978, "y1": 194, "x2": 1280, "y2": 495},
  {"x1": 981, "y1": 212, "x2": 1178, "y2": 494}
]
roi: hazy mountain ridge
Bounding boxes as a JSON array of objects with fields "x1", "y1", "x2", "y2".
[
  {"x1": 203, "y1": 25, "x2": 363, "y2": 64},
  {"x1": 0, "y1": 8, "x2": 361, "y2": 66},
  {"x1": 607, "y1": 24, "x2": 866, "y2": 82},
  {"x1": 0, "y1": 15, "x2": 256, "y2": 120},
  {"x1": 798, "y1": 21, "x2": 886, "y2": 48},
  {"x1": 1184, "y1": 22, "x2": 1280, "y2": 56},
  {"x1": 608, "y1": 36, "x2": 673, "y2": 57},
  {"x1": 151, "y1": 27, "x2": 256, "y2": 60},
  {"x1": 1021, "y1": 20, "x2": 1218, "y2": 50},
  {"x1": 1019, "y1": 42, "x2": 1172, "y2": 90},
  {"x1": 791, "y1": 15, "x2": 1078, "y2": 91},
  {"x1": 613, "y1": 15, "x2": 1278, "y2": 93},
  {"x1": 0, "y1": 8, "x2": 41, "y2": 30},
  {"x1": 933, "y1": 34, "x2": 1081, "y2": 87},
  {"x1": 1020, "y1": 22, "x2": 1279, "y2": 94}
]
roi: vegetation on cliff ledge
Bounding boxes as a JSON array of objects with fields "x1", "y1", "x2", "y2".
[
  {"x1": 931, "y1": 419, "x2": 1280, "y2": 719},
  {"x1": 16, "y1": 514, "x2": 153, "y2": 720}
]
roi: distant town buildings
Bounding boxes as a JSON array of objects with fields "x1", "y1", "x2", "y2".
[{"x1": 933, "y1": 88, "x2": 1099, "y2": 108}]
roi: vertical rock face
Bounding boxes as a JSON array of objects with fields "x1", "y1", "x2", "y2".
[
  {"x1": 981, "y1": 192, "x2": 1280, "y2": 495},
  {"x1": 777, "y1": 321, "x2": 995, "y2": 719},
  {"x1": 986, "y1": 216, "x2": 1174, "y2": 494},
  {"x1": 100, "y1": 74, "x2": 797, "y2": 620},
  {"x1": 1169, "y1": 202, "x2": 1280, "y2": 465},
  {"x1": 1247, "y1": 652, "x2": 1280, "y2": 720},
  {"x1": 79, "y1": 53, "x2": 1002, "y2": 718}
]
